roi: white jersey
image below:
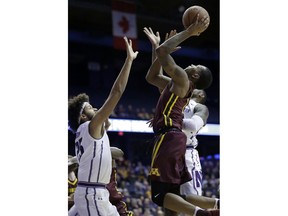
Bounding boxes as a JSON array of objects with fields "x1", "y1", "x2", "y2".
[
  {"x1": 75, "y1": 121, "x2": 112, "y2": 184},
  {"x1": 73, "y1": 121, "x2": 119, "y2": 216},
  {"x1": 181, "y1": 100, "x2": 203, "y2": 196},
  {"x1": 183, "y1": 100, "x2": 200, "y2": 147}
]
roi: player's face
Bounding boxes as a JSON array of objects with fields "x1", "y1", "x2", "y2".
[
  {"x1": 83, "y1": 103, "x2": 98, "y2": 120},
  {"x1": 185, "y1": 64, "x2": 201, "y2": 81}
]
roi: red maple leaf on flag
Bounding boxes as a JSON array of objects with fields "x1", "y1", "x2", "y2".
[
  {"x1": 118, "y1": 16, "x2": 129, "y2": 33},
  {"x1": 112, "y1": 0, "x2": 137, "y2": 50}
]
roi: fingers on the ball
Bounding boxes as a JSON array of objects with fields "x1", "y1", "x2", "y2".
[{"x1": 196, "y1": 13, "x2": 200, "y2": 22}]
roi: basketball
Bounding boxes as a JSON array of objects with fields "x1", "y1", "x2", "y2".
[{"x1": 182, "y1": 5, "x2": 210, "y2": 33}]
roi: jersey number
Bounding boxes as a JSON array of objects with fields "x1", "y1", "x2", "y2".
[{"x1": 75, "y1": 138, "x2": 84, "y2": 161}]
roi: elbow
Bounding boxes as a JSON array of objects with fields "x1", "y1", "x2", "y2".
[
  {"x1": 145, "y1": 73, "x2": 153, "y2": 84},
  {"x1": 111, "y1": 87, "x2": 124, "y2": 96}
]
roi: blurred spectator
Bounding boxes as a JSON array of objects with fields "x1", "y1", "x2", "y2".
[{"x1": 111, "y1": 104, "x2": 155, "y2": 120}]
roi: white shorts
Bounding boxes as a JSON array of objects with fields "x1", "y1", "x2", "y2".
[
  {"x1": 180, "y1": 148, "x2": 202, "y2": 195},
  {"x1": 74, "y1": 186, "x2": 119, "y2": 216},
  {"x1": 68, "y1": 205, "x2": 78, "y2": 216}
]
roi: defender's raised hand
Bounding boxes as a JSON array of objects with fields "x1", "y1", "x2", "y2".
[
  {"x1": 124, "y1": 36, "x2": 139, "y2": 60},
  {"x1": 143, "y1": 27, "x2": 161, "y2": 47}
]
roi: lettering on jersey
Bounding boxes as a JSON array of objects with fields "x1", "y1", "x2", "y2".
[
  {"x1": 149, "y1": 168, "x2": 160, "y2": 176},
  {"x1": 195, "y1": 170, "x2": 202, "y2": 187},
  {"x1": 184, "y1": 106, "x2": 191, "y2": 113},
  {"x1": 75, "y1": 137, "x2": 84, "y2": 161},
  {"x1": 182, "y1": 98, "x2": 190, "y2": 113}
]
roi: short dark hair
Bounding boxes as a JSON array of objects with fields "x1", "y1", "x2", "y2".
[
  {"x1": 196, "y1": 67, "x2": 213, "y2": 89},
  {"x1": 68, "y1": 93, "x2": 89, "y2": 132}
]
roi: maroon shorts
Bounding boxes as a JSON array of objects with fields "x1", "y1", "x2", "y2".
[{"x1": 149, "y1": 130, "x2": 192, "y2": 185}]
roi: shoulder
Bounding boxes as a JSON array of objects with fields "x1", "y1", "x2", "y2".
[{"x1": 77, "y1": 121, "x2": 90, "y2": 132}]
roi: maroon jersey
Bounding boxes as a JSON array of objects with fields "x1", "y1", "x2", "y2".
[
  {"x1": 152, "y1": 82, "x2": 193, "y2": 132},
  {"x1": 149, "y1": 81, "x2": 194, "y2": 184}
]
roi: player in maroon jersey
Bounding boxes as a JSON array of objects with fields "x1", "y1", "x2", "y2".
[{"x1": 143, "y1": 17, "x2": 219, "y2": 216}]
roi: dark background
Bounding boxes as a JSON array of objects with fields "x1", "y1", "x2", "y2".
[{"x1": 68, "y1": 0, "x2": 220, "y2": 162}]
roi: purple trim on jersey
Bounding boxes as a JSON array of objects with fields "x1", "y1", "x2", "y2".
[
  {"x1": 190, "y1": 149, "x2": 203, "y2": 195},
  {"x1": 96, "y1": 141, "x2": 104, "y2": 182},
  {"x1": 78, "y1": 181, "x2": 106, "y2": 188},
  {"x1": 191, "y1": 151, "x2": 199, "y2": 195},
  {"x1": 85, "y1": 187, "x2": 91, "y2": 216},
  {"x1": 191, "y1": 155, "x2": 199, "y2": 195},
  {"x1": 93, "y1": 188, "x2": 101, "y2": 216}
]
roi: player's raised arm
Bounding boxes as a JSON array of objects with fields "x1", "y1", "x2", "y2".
[
  {"x1": 144, "y1": 27, "x2": 179, "y2": 92},
  {"x1": 90, "y1": 37, "x2": 138, "y2": 137},
  {"x1": 143, "y1": 27, "x2": 169, "y2": 91}
]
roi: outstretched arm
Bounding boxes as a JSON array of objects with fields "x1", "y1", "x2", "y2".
[
  {"x1": 90, "y1": 37, "x2": 138, "y2": 138},
  {"x1": 144, "y1": 27, "x2": 179, "y2": 92},
  {"x1": 143, "y1": 27, "x2": 160, "y2": 63},
  {"x1": 143, "y1": 27, "x2": 169, "y2": 91}
]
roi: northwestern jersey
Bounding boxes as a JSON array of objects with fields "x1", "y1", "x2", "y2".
[
  {"x1": 152, "y1": 82, "x2": 193, "y2": 132},
  {"x1": 183, "y1": 99, "x2": 198, "y2": 147},
  {"x1": 75, "y1": 121, "x2": 112, "y2": 184},
  {"x1": 180, "y1": 148, "x2": 203, "y2": 195}
]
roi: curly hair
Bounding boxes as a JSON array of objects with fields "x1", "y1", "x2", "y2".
[
  {"x1": 196, "y1": 67, "x2": 213, "y2": 90},
  {"x1": 68, "y1": 93, "x2": 90, "y2": 132}
]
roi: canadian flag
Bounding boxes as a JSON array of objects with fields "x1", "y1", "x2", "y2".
[{"x1": 112, "y1": 0, "x2": 137, "y2": 50}]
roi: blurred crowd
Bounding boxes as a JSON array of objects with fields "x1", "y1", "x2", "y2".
[
  {"x1": 111, "y1": 104, "x2": 155, "y2": 120},
  {"x1": 110, "y1": 103, "x2": 219, "y2": 124}
]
